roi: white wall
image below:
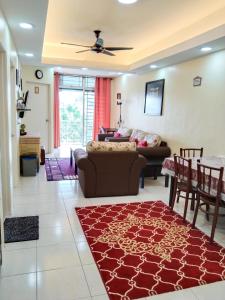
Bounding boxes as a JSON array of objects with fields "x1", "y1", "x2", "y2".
[
  {"x1": 21, "y1": 65, "x2": 54, "y2": 152},
  {"x1": 0, "y1": 8, "x2": 20, "y2": 217},
  {"x1": 111, "y1": 50, "x2": 225, "y2": 156}
]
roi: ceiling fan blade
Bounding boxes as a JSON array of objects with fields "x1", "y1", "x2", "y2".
[
  {"x1": 102, "y1": 49, "x2": 115, "y2": 56},
  {"x1": 76, "y1": 49, "x2": 91, "y2": 54},
  {"x1": 61, "y1": 42, "x2": 91, "y2": 48},
  {"x1": 104, "y1": 47, "x2": 133, "y2": 51}
]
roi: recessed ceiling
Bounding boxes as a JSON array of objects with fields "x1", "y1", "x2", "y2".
[
  {"x1": 0, "y1": 0, "x2": 48, "y2": 65},
  {"x1": 43, "y1": 0, "x2": 225, "y2": 71}
]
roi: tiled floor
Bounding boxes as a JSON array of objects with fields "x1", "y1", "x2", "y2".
[{"x1": 1, "y1": 160, "x2": 225, "y2": 300}]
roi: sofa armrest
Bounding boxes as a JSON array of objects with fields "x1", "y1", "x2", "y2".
[
  {"x1": 129, "y1": 155, "x2": 146, "y2": 194},
  {"x1": 105, "y1": 137, "x2": 130, "y2": 142},
  {"x1": 97, "y1": 133, "x2": 114, "y2": 141},
  {"x1": 137, "y1": 146, "x2": 171, "y2": 160},
  {"x1": 74, "y1": 149, "x2": 96, "y2": 197}
]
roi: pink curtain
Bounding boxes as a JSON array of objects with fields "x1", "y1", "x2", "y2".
[
  {"x1": 93, "y1": 77, "x2": 111, "y2": 140},
  {"x1": 54, "y1": 73, "x2": 60, "y2": 148}
]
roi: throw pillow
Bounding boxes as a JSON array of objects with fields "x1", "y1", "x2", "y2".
[
  {"x1": 138, "y1": 140, "x2": 148, "y2": 147},
  {"x1": 144, "y1": 134, "x2": 161, "y2": 147},
  {"x1": 114, "y1": 132, "x2": 121, "y2": 138},
  {"x1": 86, "y1": 141, "x2": 136, "y2": 152},
  {"x1": 130, "y1": 129, "x2": 148, "y2": 141},
  {"x1": 117, "y1": 127, "x2": 132, "y2": 137}
]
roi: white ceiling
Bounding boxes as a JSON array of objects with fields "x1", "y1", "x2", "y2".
[
  {"x1": 0, "y1": 0, "x2": 48, "y2": 65},
  {"x1": 1, "y1": 0, "x2": 225, "y2": 76}
]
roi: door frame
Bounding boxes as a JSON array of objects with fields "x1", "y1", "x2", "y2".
[
  {"x1": 0, "y1": 51, "x2": 12, "y2": 217},
  {"x1": 26, "y1": 81, "x2": 51, "y2": 153}
]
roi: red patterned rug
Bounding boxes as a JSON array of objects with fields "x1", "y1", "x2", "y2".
[{"x1": 75, "y1": 201, "x2": 225, "y2": 300}]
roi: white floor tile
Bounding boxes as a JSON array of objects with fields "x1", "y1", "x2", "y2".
[
  {"x1": 37, "y1": 226, "x2": 74, "y2": 247},
  {"x1": 38, "y1": 213, "x2": 70, "y2": 228},
  {"x1": 92, "y1": 295, "x2": 109, "y2": 300},
  {"x1": 191, "y1": 281, "x2": 225, "y2": 300},
  {"x1": 2, "y1": 161, "x2": 224, "y2": 300},
  {"x1": 37, "y1": 266, "x2": 90, "y2": 300},
  {"x1": 147, "y1": 288, "x2": 197, "y2": 299},
  {"x1": 37, "y1": 242, "x2": 81, "y2": 271},
  {"x1": 0, "y1": 273, "x2": 36, "y2": 300},
  {"x1": 77, "y1": 241, "x2": 95, "y2": 265},
  {"x1": 83, "y1": 264, "x2": 106, "y2": 296},
  {"x1": 0, "y1": 248, "x2": 36, "y2": 277}
]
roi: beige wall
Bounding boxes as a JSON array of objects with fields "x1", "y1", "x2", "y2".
[
  {"x1": 21, "y1": 65, "x2": 54, "y2": 152},
  {"x1": 0, "y1": 7, "x2": 20, "y2": 217},
  {"x1": 111, "y1": 50, "x2": 225, "y2": 156}
]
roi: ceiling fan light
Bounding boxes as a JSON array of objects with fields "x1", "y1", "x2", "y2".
[{"x1": 118, "y1": 0, "x2": 138, "y2": 4}]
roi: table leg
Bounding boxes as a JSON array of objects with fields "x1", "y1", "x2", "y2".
[
  {"x1": 165, "y1": 174, "x2": 169, "y2": 187},
  {"x1": 169, "y1": 176, "x2": 175, "y2": 207},
  {"x1": 70, "y1": 148, "x2": 73, "y2": 166}
]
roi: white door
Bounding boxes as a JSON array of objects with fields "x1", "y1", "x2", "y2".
[{"x1": 23, "y1": 83, "x2": 49, "y2": 153}]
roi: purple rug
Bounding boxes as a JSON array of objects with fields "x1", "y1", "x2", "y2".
[{"x1": 45, "y1": 158, "x2": 78, "y2": 181}]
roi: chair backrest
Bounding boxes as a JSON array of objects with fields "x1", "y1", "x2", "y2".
[
  {"x1": 197, "y1": 163, "x2": 224, "y2": 198},
  {"x1": 180, "y1": 147, "x2": 203, "y2": 158},
  {"x1": 174, "y1": 155, "x2": 192, "y2": 188}
]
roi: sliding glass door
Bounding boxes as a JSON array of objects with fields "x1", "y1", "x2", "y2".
[{"x1": 59, "y1": 75, "x2": 95, "y2": 146}]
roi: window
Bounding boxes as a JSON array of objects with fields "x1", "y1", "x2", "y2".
[{"x1": 59, "y1": 75, "x2": 95, "y2": 146}]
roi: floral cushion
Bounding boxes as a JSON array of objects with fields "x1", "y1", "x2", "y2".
[
  {"x1": 130, "y1": 129, "x2": 147, "y2": 141},
  {"x1": 117, "y1": 127, "x2": 133, "y2": 137},
  {"x1": 86, "y1": 141, "x2": 136, "y2": 152},
  {"x1": 144, "y1": 134, "x2": 161, "y2": 147}
]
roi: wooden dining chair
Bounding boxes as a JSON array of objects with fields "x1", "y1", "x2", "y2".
[
  {"x1": 180, "y1": 148, "x2": 203, "y2": 158},
  {"x1": 192, "y1": 163, "x2": 224, "y2": 243},
  {"x1": 171, "y1": 155, "x2": 196, "y2": 221}
]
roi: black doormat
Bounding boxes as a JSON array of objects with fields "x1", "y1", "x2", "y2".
[{"x1": 4, "y1": 216, "x2": 39, "y2": 243}]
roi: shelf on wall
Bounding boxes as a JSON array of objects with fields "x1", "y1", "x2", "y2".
[{"x1": 16, "y1": 108, "x2": 31, "y2": 112}]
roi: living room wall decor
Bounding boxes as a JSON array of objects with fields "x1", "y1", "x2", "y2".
[{"x1": 144, "y1": 79, "x2": 165, "y2": 116}]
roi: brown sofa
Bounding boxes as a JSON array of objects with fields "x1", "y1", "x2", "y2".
[
  {"x1": 74, "y1": 148, "x2": 146, "y2": 198},
  {"x1": 98, "y1": 132, "x2": 171, "y2": 178}
]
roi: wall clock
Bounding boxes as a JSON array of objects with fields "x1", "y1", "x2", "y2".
[{"x1": 35, "y1": 69, "x2": 43, "y2": 80}]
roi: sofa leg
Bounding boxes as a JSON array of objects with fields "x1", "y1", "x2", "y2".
[{"x1": 140, "y1": 171, "x2": 144, "y2": 188}]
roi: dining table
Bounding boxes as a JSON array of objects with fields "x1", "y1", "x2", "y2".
[{"x1": 161, "y1": 156, "x2": 225, "y2": 206}]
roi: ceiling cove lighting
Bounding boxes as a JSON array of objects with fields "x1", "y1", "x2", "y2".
[
  {"x1": 118, "y1": 0, "x2": 138, "y2": 4},
  {"x1": 150, "y1": 64, "x2": 158, "y2": 69},
  {"x1": 19, "y1": 22, "x2": 33, "y2": 29},
  {"x1": 24, "y1": 53, "x2": 34, "y2": 57},
  {"x1": 201, "y1": 47, "x2": 212, "y2": 52}
]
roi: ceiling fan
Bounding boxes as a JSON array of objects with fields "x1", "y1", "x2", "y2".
[{"x1": 61, "y1": 30, "x2": 133, "y2": 56}]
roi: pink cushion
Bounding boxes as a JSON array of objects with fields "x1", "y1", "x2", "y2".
[
  {"x1": 138, "y1": 140, "x2": 148, "y2": 147},
  {"x1": 130, "y1": 137, "x2": 139, "y2": 144},
  {"x1": 114, "y1": 132, "x2": 121, "y2": 138}
]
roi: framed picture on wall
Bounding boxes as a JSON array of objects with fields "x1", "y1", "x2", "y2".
[{"x1": 144, "y1": 79, "x2": 165, "y2": 116}]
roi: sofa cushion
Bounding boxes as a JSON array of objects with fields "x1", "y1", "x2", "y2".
[
  {"x1": 86, "y1": 141, "x2": 136, "y2": 152},
  {"x1": 138, "y1": 140, "x2": 148, "y2": 147},
  {"x1": 144, "y1": 134, "x2": 161, "y2": 147},
  {"x1": 117, "y1": 127, "x2": 132, "y2": 137},
  {"x1": 114, "y1": 132, "x2": 121, "y2": 138},
  {"x1": 130, "y1": 129, "x2": 147, "y2": 141}
]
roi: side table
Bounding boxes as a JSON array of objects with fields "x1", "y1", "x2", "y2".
[{"x1": 140, "y1": 159, "x2": 169, "y2": 188}]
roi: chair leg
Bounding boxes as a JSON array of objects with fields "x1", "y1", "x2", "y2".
[
  {"x1": 192, "y1": 194, "x2": 200, "y2": 228},
  {"x1": 177, "y1": 191, "x2": 180, "y2": 203},
  {"x1": 206, "y1": 204, "x2": 210, "y2": 221},
  {"x1": 210, "y1": 204, "x2": 219, "y2": 243},
  {"x1": 183, "y1": 191, "x2": 189, "y2": 221},
  {"x1": 165, "y1": 175, "x2": 169, "y2": 188},
  {"x1": 190, "y1": 192, "x2": 195, "y2": 211},
  {"x1": 170, "y1": 179, "x2": 178, "y2": 211}
]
